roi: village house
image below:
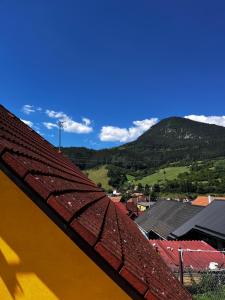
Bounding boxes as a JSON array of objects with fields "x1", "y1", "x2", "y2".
[
  {"x1": 191, "y1": 195, "x2": 225, "y2": 206},
  {"x1": 149, "y1": 240, "x2": 225, "y2": 287},
  {"x1": 170, "y1": 200, "x2": 225, "y2": 249},
  {"x1": 135, "y1": 199, "x2": 203, "y2": 240}
]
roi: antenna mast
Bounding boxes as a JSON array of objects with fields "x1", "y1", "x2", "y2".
[{"x1": 58, "y1": 121, "x2": 64, "y2": 153}]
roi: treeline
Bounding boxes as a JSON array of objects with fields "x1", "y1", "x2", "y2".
[
  {"x1": 106, "y1": 160, "x2": 225, "y2": 196},
  {"x1": 163, "y1": 161, "x2": 225, "y2": 194},
  {"x1": 62, "y1": 117, "x2": 225, "y2": 176}
]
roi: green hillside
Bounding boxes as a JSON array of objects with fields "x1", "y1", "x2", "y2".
[
  {"x1": 84, "y1": 165, "x2": 112, "y2": 190},
  {"x1": 84, "y1": 165, "x2": 189, "y2": 189},
  {"x1": 82, "y1": 158, "x2": 225, "y2": 196},
  {"x1": 63, "y1": 117, "x2": 225, "y2": 175},
  {"x1": 134, "y1": 166, "x2": 190, "y2": 185}
]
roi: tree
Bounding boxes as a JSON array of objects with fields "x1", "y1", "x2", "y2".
[
  {"x1": 150, "y1": 191, "x2": 157, "y2": 202},
  {"x1": 120, "y1": 193, "x2": 131, "y2": 203},
  {"x1": 153, "y1": 184, "x2": 160, "y2": 193},
  {"x1": 97, "y1": 182, "x2": 102, "y2": 188},
  {"x1": 137, "y1": 183, "x2": 143, "y2": 192},
  {"x1": 107, "y1": 166, "x2": 127, "y2": 189},
  {"x1": 107, "y1": 188, "x2": 113, "y2": 194},
  {"x1": 144, "y1": 184, "x2": 150, "y2": 196}
]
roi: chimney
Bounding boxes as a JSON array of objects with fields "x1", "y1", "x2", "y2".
[{"x1": 208, "y1": 195, "x2": 213, "y2": 204}]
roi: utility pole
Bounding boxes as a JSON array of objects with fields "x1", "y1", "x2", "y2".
[{"x1": 58, "y1": 121, "x2": 64, "y2": 153}]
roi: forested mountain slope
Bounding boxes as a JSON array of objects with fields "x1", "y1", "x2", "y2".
[{"x1": 62, "y1": 117, "x2": 225, "y2": 172}]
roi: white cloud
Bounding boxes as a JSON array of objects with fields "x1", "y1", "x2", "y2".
[
  {"x1": 185, "y1": 115, "x2": 225, "y2": 127},
  {"x1": 82, "y1": 117, "x2": 91, "y2": 126},
  {"x1": 43, "y1": 122, "x2": 58, "y2": 130},
  {"x1": 99, "y1": 118, "x2": 158, "y2": 142},
  {"x1": 45, "y1": 110, "x2": 93, "y2": 134},
  {"x1": 63, "y1": 119, "x2": 93, "y2": 133},
  {"x1": 46, "y1": 110, "x2": 67, "y2": 119},
  {"x1": 22, "y1": 104, "x2": 43, "y2": 114},
  {"x1": 22, "y1": 104, "x2": 35, "y2": 115},
  {"x1": 21, "y1": 119, "x2": 33, "y2": 127}
]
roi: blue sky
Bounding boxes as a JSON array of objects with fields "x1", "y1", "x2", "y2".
[{"x1": 0, "y1": 0, "x2": 225, "y2": 149}]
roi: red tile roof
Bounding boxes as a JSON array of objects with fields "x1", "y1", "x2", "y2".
[
  {"x1": 149, "y1": 240, "x2": 225, "y2": 272},
  {"x1": 192, "y1": 196, "x2": 225, "y2": 206},
  {"x1": 0, "y1": 105, "x2": 191, "y2": 300},
  {"x1": 126, "y1": 201, "x2": 138, "y2": 212},
  {"x1": 110, "y1": 196, "x2": 122, "y2": 203},
  {"x1": 114, "y1": 202, "x2": 129, "y2": 215},
  {"x1": 126, "y1": 201, "x2": 141, "y2": 219}
]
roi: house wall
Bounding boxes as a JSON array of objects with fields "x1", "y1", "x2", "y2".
[
  {"x1": 137, "y1": 205, "x2": 147, "y2": 212},
  {"x1": 0, "y1": 170, "x2": 130, "y2": 300}
]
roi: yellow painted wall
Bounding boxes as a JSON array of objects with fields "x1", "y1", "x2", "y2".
[
  {"x1": 0, "y1": 170, "x2": 130, "y2": 300},
  {"x1": 137, "y1": 205, "x2": 147, "y2": 212}
]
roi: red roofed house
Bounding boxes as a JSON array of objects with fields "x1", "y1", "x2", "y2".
[
  {"x1": 149, "y1": 240, "x2": 225, "y2": 286},
  {"x1": 0, "y1": 105, "x2": 191, "y2": 300},
  {"x1": 109, "y1": 196, "x2": 122, "y2": 203},
  {"x1": 192, "y1": 195, "x2": 225, "y2": 206}
]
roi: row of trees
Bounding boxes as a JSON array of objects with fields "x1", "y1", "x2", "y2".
[{"x1": 106, "y1": 160, "x2": 225, "y2": 197}]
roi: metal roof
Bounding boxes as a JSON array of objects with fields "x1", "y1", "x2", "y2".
[
  {"x1": 149, "y1": 240, "x2": 225, "y2": 272},
  {"x1": 171, "y1": 200, "x2": 225, "y2": 240},
  {"x1": 135, "y1": 199, "x2": 203, "y2": 239}
]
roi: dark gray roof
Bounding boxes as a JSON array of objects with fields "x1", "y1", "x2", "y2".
[
  {"x1": 171, "y1": 200, "x2": 225, "y2": 240},
  {"x1": 135, "y1": 199, "x2": 203, "y2": 239}
]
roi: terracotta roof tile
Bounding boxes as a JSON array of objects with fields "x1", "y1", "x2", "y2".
[
  {"x1": 110, "y1": 196, "x2": 122, "y2": 203},
  {"x1": 0, "y1": 105, "x2": 191, "y2": 300},
  {"x1": 114, "y1": 202, "x2": 129, "y2": 215},
  {"x1": 24, "y1": 171, "x2": 99, "y2": 200},
  {"x1": 71, "y1": 196, "x2": 110, "y2": 246},
  {"x1": 8, "y1": 152, "x2": 96, "y2": 185},
  {"x1": 192, "y1": 196, "x2": 225, "y2": 206},
  {"x1": 95, "y1": 201, "x2": 123, "y2": 270},
  {"x1": 191, "y1": 196, "x2": 209, "y2": 206},
  {"x1": 48, "y1": 191, "x2": 105, "y2": 222}
]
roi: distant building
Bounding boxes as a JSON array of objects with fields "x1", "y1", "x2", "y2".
[
  {"x1": 192, "y1": 195, "x2": 225, "y2": 206},
  {"x1": 137, "y1": 202, "x2": 153, "y2": 212},
  {"x1": 135, "y1": 199, "x2": 203, "y2": 240},
  {"x1": 112, "y1": 189, "x2": 121, "y2": 196},
  {"x1": 149, "y1": 240, "x2": 225, "y2": 286},
  {"x1": 170, "y1": 200, "x2": 225, "y2": 249},
  {"x1": 109, "y1": 196, "x2": 122, "y2": 203}
]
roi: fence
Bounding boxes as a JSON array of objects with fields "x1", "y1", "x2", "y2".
[{"x1": 177, "y1": 248, "x2": 225, "y2": 300}]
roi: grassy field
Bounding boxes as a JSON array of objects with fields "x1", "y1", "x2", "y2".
[
  {"x1": 134, "y1": 166, "x2": 190, "y2": 185},
  {"x1": 84, "y1": 165, "x2": 112, "y2": 190},
  {"x1": 84, "y1": 165, "x2": 190, "y2": 189}
]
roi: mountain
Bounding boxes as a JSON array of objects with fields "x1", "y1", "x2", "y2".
[{"x1": 62, "y1": 117, "x2": 225, "y2": 172}]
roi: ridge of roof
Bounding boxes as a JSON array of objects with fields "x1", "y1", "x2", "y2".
[{"x1": 0, "y1": 104, "x2": 191, "y2": 300}]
